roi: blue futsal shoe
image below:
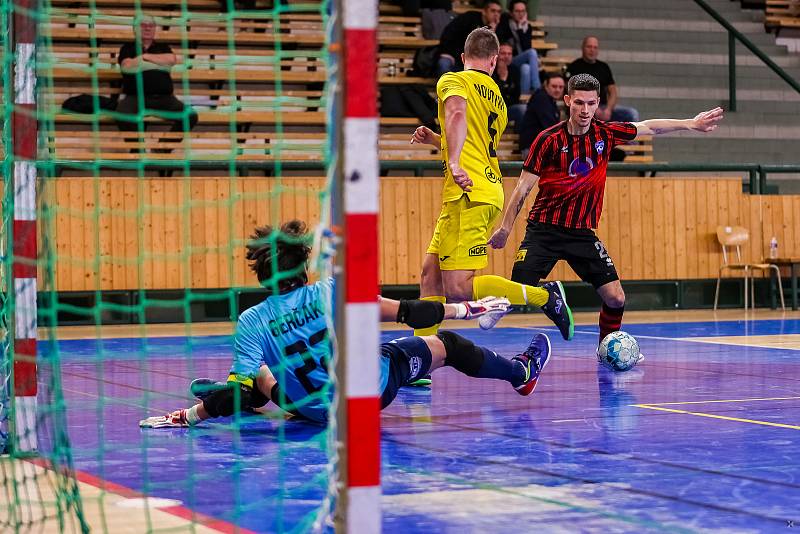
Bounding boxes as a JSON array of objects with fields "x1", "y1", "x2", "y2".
[{"x1": 511, "y1": 333, "x2": 551, "y2": 396}]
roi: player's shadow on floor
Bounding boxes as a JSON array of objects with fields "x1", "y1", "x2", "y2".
[{"x1": 190, "y1": 413, "x2": 328, "y2": 443}]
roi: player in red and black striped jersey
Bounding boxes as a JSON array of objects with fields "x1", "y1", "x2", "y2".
[{"x1": 488, "y1": 73, "x2": 724, "y2": 349}]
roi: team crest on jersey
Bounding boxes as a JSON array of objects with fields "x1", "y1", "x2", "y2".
[
  {"x1": 595, "y1": 140, "x2": 605, "y2": 154},
  {"x1": 568, "y1": 157, "x2": 595, "y2": 178},
  {"x1": 484, "y1": 166, "x2": 500, "y2": 184}
]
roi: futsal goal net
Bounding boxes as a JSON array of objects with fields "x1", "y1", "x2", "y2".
[{"x1": 0, "y1": 0, "x2": 380, "y2": 530}]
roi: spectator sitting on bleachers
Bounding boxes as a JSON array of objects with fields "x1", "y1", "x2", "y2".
[
  {"x1": 436, "y1": 0, "x2": 502, "y2": 76},
  {"x1": 518, "y1": 71, "x2": 563, "y2": 155},
  {"x1": 495, "y1": 0, "x2": 540, "y2": 94},
  {"x1": 565, "y1": 36, "x2": 639, "y2": 123},
  {"x1": 116, "y1": 15, "x2": 198, "y2": 134},
  {"x1": 492, "y1": 42, "x2": 525, "y2": 133}
]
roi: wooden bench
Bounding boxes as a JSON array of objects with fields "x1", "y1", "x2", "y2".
[
  {"x1": 765, "y1": 0, "x2": 800, "y2": 32},
  {"x1": 50, "y1": 0, "x2": 224, "y2": 10},
  {"x1": 46, "y1": 17, "x2": 442, "y2": 49},
  {"x1": 49, "y1": 0, "x2": 316, "y2": 12},
  {"x1": 49, "y1": 7, "x2": 324, "y2": 18},
  {"x1": 50, "y1": 112, "x2": 428, "y2": 129},
  {"x1": 43, "y1": 45, "x2": 439, "y2": 89},
  {"x1": 45, "y1": 85, "x2": 326, "y2": 112}
]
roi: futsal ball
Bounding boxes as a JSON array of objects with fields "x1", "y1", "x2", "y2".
[{"x1": 598, "y1": 331, "x2": 641, "y2": 372}]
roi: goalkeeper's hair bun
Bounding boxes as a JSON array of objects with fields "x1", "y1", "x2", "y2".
[{"x1": 246, "y1": 220, "x2": 311, "y2": 290}]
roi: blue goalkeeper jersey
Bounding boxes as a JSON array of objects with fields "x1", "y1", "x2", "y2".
[{"x1": 230, "y1": 278, "x2": 391, "y2": 423}]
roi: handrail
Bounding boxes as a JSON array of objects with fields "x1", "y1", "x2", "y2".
[
  {"x1": 692, "y1": 0, "x2": 800, "y2": 111},
  {"x1": 379, "y1": 160, "x2": 800, "y2": 194}
]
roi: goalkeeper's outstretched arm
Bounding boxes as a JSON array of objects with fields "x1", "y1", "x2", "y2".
[
  {"x1": 380, "y1": 296, "x2": 510, "y2": 329},
  {"x1": 139, "y1": 367, "x2": 276, "y2": 428}
]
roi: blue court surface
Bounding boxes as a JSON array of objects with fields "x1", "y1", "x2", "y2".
[{"x1": 47, "y1": 317, "x2": 800, "y2": 533}]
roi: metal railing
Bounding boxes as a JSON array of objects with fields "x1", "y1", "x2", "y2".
[
  {"x1": 693, "y1": 0, "x2": 800, "y2": 111},
  {"x1": 46, "y1": 160, "x2": 800, "y2": 194},
  {"x1": 380, "y1": 160, "x2": 800, "y2": 194}
]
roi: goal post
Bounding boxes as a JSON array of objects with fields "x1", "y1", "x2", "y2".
[
  {"x1": 338, "y1": 0, "x2": 382, "y2": 529},
  {"x1": 1, "y1": 0, "x2": 385, "y2": 529}
]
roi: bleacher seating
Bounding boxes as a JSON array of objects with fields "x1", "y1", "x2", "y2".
[{"x1": 39, "y1": 0, "x2": 653, "y2": 175}]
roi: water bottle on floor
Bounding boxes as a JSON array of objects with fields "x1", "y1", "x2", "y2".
[{"x1": 769, "y1": 236, "x2": 778, "y2": 259}]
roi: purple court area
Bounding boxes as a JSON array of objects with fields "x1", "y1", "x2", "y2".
[{"x1": 45, "y1": 318, "x2": 800, "y2": 532}]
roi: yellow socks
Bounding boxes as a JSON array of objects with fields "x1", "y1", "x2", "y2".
[
  {"x1": 473, "y1": 275, "x2": 548, "y2": 307},
  {"x1": 413, "y1": 295, "x2": 446, "y2": 336}
]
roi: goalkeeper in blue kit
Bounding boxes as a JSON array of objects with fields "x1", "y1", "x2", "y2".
[{"x1": 140, "y1": 220, "x2": 552, "y2": 428}]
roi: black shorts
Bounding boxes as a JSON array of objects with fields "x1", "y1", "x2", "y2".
[
  {"x1": 511, "y1": 221, "x2": 619, "y2": 289},
  {"x1": 379, "y1": 337, "x2": 433, "y2": 409}
]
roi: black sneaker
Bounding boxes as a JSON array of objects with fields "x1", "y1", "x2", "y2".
[
  {"x1": 540, "y1": 281, "x2": 574, "y2": 341},
  {"x1": 190, "y1": 378, "x2": 263, "y2": 414},
  {"x1": 189, "y1": 378, "x2": 226, "y2": 401}
]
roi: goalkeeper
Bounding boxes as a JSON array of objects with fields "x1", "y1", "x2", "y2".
[{"x1": 140, "y1": 220, "x2": 552, "y2": 428}]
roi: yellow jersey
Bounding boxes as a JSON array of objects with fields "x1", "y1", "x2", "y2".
[{"x1": 436, "y1": 69, "x2": 508, "y2": 210}]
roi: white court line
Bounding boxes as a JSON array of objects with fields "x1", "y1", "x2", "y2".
[
  {"x1": 571, "y1": 328, "x2": 678, "y2": 342},
  {"x1": 570, "y1": 328, "x2": 800, "y2": 350},
  {"x1": 551, "y1": 418, "x2": 585, "y2": 423}
]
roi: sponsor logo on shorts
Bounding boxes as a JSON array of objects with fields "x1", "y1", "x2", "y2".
[
  {"x1": 484, "y1": 166, "x2": 501, "y2": 184},
  {"x1": 468, "y1": 244, "x2": 487, "y2": 257},
  {"x1": 515, "y1": 249, "x2": 528, "y2": 263},
  {"x1": 408, "y1": 355, "x2": 422, "y2": 381}
]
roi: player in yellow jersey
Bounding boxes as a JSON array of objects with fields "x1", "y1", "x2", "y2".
[{"x1": 409, "y1": 27, "x2": 574, "y2": 353}]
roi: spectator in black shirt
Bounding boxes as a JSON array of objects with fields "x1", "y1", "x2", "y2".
[
  {"x1": 116, "y1": 15, "x2": 198, "y2": 134},
  {"x1": 565, "y1": 36, "x2": 639, "y2": 123},
  {"x1": 518, "y1": 72, "x2": 564, "y2": 154},
  {"x1": 436, "y1": 0, "x2": 502, "y2": 76},
  {"x1": 496, "y1": 0, "x2": 540, "y2": 94},
  {"x1": 492, "y1": 43, "x2": 525, "y2": 132}
]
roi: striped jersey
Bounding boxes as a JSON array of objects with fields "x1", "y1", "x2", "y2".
[{"x1": 522, "y1": 119, "x2": 637, "y2": 229}]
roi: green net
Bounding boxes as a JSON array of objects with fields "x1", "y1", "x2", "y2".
[{"x1": 2, "y1": 0, "x2": 340, "y2": 531}]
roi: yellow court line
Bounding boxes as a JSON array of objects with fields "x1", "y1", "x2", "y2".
[
  {"x1": 634, "y1": 405, "x2": 800, "y2": 430},
  {"x1": 639, "y1": 396, "x2": 800, "y2": 406},
  {"x1": 676, "y1": 334, "x2": 800, "y2": 351}
]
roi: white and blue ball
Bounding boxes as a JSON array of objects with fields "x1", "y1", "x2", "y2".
[{"x1": 598, "y1": 331, "x2": 641, "y2": 372}]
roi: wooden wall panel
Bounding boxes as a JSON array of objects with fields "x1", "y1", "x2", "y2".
[
  {"x1": 41, "y1": 177, "x2": 326, "y2": 291},
  {"x1": 41, "y1": 176, "x2": 800, "y2": 291}
]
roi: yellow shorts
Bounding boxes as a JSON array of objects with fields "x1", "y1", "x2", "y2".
[{"x1": 426, "y1": 195, "x2": 501, "y2": 271}]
